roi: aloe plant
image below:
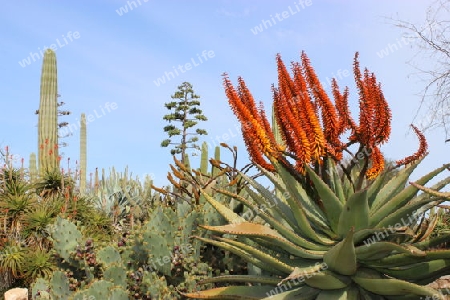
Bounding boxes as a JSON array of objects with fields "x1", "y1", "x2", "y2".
[
  {"x1": 182, "y1": 52, "x2": 450, "y2": 299},
  {"x1": 38, "y1": 49, "x2": 59, "y2": 175}
]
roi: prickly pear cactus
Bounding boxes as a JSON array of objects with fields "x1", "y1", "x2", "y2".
[
  {"x1": 97, "y1": 245, "x2": 121, "y2": 266},
  {"x1": 49, "y1": 217, "x2": 82, "y2": 264},
  {"x1": 31, "y1": 268, "x2": 128, "y2": 300}
]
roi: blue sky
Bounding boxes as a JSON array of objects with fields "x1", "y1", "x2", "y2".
[{"x1": 0, "y1": 0, "x2": 448, "y2": 187}]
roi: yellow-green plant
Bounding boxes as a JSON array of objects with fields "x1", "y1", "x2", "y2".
[
  {"x1": 183, "y1": 52, "x2": 450, "y2": 299},
  {"x1": 38, "y1": 49, "x2": 59, "y2": 175}
]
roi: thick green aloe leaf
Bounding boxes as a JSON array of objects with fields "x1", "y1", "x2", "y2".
[
  {"x1": 199, "y1": 223, "x2": 325, "y2": 259},
  {"x1": 352, "y1": 270, "x2": 439, "y2": 297},
  {"x1": 181, "y1": 286, "x2": 279, "y2": 299},
  {"x1": 356, "y1": 242, "x2": 425, "y2": 261},
  {"x1": 199, "y1": 188, "x2": 245, "y2": 224},
  {"x1": 370, "y1": 164, "x2": 449, "y2": 225},
  {"x1": 369, "y1": 250, "x2": 450, "y2": 268},
  {"x1": 215, "y1": 187, "x2": 329, "y2": 250},
  {"x1": 316, "y1": 288, "x2": 348, "y2": 300},
  {"x1": 195, "y1": 236, "x2": 288, "y2": 275},
  {"x1": 375, "y1": 195, "x2": 447, "y2": 229},
  {"x1": 367, "y1": 171, "x2": 389, "y2": 207},
  {"x1": 271, "y1": 162, "x2": 335, "y2": 245},
  {"x1": 304, "y1": 270, "x2": 352, "y2": 290},
  {"x1": 327, "y1": 159, "x2": 346, "y2": 204},
  {"x1": 261, "y1": 285, "x2": 319, "y2": 300},
  {"x1": 414, "y1": 232, "x2": 450, "y2": 250},
  {"x1": 199, "y1": 275, "x2": 280, "y2": 286},
  {"x1": 324, "y1": 229, "x2": 357, "y2": 275},
  {"x1": 373, "y1": 259, "x2": 450, "y2": 281},
  {"x1": 370, "y1": 158, "x2": 422, "y2": 213},
  {"x1": 337, "y1": 188, "x2": 369, "y2": 236},
  {"x1": 305, "y1": 164, "x2": 343, "y2": 233},
  {"x1": 238, "y1": 168, "x2": 298, "y2": 230}
]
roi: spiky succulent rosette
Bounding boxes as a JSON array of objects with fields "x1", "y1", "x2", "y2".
[{"x1": 182, "y1": 52, "x2": 450, "y2": 299}]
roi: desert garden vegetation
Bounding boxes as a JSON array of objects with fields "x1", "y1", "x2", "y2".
[{"x1": 1, "y1": 48, "x2": 450, "y2": 299}]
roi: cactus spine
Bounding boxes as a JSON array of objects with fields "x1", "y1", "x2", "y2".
[
  {"x1": 38, "y1": 49, "x2": 59, "y2": 174},
  {"x1": 80, "y1": 113, "x2": 87, "y2": 194}
]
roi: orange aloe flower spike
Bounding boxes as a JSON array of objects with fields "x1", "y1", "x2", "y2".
[
  {"x1": 276, "y1": 54, "x2": 296, "y2": 103},
  {"x1": 301, "y1": 51, "x2": 340, "y2": 156},
  {"x1": 369, "y1": 76, "x2": 391, "y2": 144},
  {"x1": 273, "y1": 86, "x2": 311, "y2": 168},
  {"x1": 291, "y1": 61, "x2": 325, "y2": 162},
  {"x1": 222, "y1": 74, "x2": 275, "y2": 171},
  {"x1": 366, "y1": 146, "x2": 385, "y2": 180},
  {"x1": 237, "y1": 78, "x2": 275, "y2": 155},
  {"x1": 395, "y1": 125, "x2": 428, "y2": 167},
  {"x1": 353, "y1": 53, "x2": 372, "y2": 144},
  {"x1": 331, "y1": 78, "x2": 356, "y2": 136}
]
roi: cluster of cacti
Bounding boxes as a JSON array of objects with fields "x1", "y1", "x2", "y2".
[
  {"x1": 86, "y1": 166, "x2": 155, "y2": 228},
  {"x1": 37, "y1": 49, "x2": 59, "y2": 175},
  {"x1": 29, "y1": 188, "x2": 245, "y2": 299},
  {"x1": 31, "y1": 217, "x2": 128, "y2": 299}
]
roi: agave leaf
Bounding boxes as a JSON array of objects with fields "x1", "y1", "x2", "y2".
[
  {"x1": 199, "y1": 275, "x2": 280, "y2": 285},
  {"x1": 370, "y1": 164, "x2": 449, "y2": 225},
  {"x1": 352, "y1": 270, "x2": 439, "y2": 297},
  {"x1": 327, "y1": 159, "x2": 346, "y2": 204},
  {"x1": 194, "y1": 236, "x2": 286, "y2": 275},
  {"x1": 199, "y1": 223, "x2": 325, "y2": 259},
  {"x1": 215, "y1": 236, "x2": 295, "y2": 274},
  {"x1": 367, "y1": 171, "x2": 389, "y2": 207},
  {"x1": 238, "y1": 169, "x2": 298, "y2": 230},
  {"x1": 409, "y1": 181, "x2": 450, "y2": 199},
  {"x1": 337, "y1": 188, "x2": 369, "y2": 236},
  {"x1": 375, "y1": 195, "x2": 447, "y2": 229},
  {"x1": 271, "y1": 162, "x2": 336, "y2": 245},
  {"x1": 374, "y1": 259, "x2": 450, "y2": 281},
  {"x1": 305, "y1": 164, "x2": 343, "y2": 233},
  {"x1": 409, "y1": 175, "x2": 450, "y2": 205},
  {"x1": 199, "y1": 188, "x2": 245, "y2": 224},
  {"x1": 304, "y1": 270, "x2": 352, "y2": 290},
  {"x1": 316, "y1": 288, "x2": 348, "y2": 300},
  {"x1": 372, "y1": 250, "x2": 450, "y2": 268},
  {"x1": 181, "y1": 286, "x2": 277, "y2": 299},
  {"x1": 414, "y1": 232, "x2": 450, "y2": 250},
  {"x1": 275, "y1": 163, "x2": 328, "y2": 224},
  {"x1": 411, "y1": 207, "x2": 440, "y2": 243},
  {"x1": 370, "y1": 158, "x2": 422, "y2": 213},
  {"x1": 214, "y1": 188, "x2": 329, "y2": 250},
  {"x1": 279, "y1": 263, "x2": 328, "y2": 285},
  {"x1": 354, "y1": 228, "x2": 392, "y2": 245},
  {"x1": 261, "y1": 285, "x2": 320, "y2": 300},
  {"x1": 356, "y1": 242, "x2": 426, "y2": 261},
  {"x1": 324, "y1": 229, "x2": 357, "y2": 275}
]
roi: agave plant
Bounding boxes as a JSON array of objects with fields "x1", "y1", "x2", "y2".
[{"x1": 182, "y1": 52, "x2": 450, "y2": 299}]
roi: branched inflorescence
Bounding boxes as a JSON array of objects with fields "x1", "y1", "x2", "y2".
[{"x1": 223, "y1": 52, "x2": 427, "y2": 179}]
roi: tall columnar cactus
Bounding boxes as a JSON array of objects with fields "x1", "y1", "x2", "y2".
[
  {"x1": 211, "y1": 146, "x2": 220, "y2": 177},
  {"x1": 29, "y1": 152, "x2": 37, "y2": 182},
  {"x1": 80, "y1": 113, "x2": 87, "y2": 194},
  {"x1": 38, "y1": 49, "x2": 59, "y2": 175},
  {"x1": 200, "y1": 142, "x2": 208, "y2": 174}
]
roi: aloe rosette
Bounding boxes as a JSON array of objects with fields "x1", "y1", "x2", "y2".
[{"x1": 182, "y1": 52, "x2": 450, "y2": 299}]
